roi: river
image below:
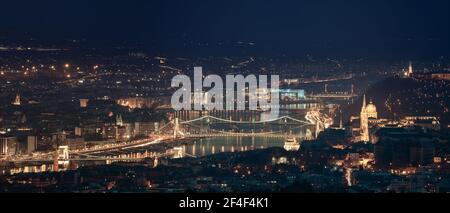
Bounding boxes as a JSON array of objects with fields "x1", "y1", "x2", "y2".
[{"x1": 181, "y1": 136, "x2": 285, "y2": 157}]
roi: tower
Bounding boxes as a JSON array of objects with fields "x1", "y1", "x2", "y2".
[
  {"x1": 408, "y1": 61, "x2": 413, "y2": 76},
  {"x1": 360, "y1": 95, "x2": 378, "y2": 143},
  {"x1": 12, "y1": 94, "x2": 21, "y2": 106},
  {"x1": 405, "y1": 61, "x2": 414, "y2": 77},
  {"x1": 362, "y1": 95, "x2": 367, "y2": 110},
  {"x1": 173, "y1": 118, "x2": 180, "y2": 138},
  {"x1": 116, "y1": 114, "x2": 123, "y2": 126},
  {"x1": 19, "y1": 114, "x2": 27, "y2": 124},
  {"x1": 360, "y1": 95, "x2": 370, "y2": 142},
  {"x1": 315, "y1": 120, "x2": 321, "y2": 139},
  {"x1": 53, "y1": 149, "x2": 59, "y2": 172}
]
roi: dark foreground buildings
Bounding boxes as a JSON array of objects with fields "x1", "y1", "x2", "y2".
[{"x1": 374, "y1": 128, "x2": 436, "y2": 170}]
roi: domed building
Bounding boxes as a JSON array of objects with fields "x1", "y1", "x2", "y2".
[
  {"x1": 365, "y1": 101, "x2": 378, "y2": 119},
  {"x1": 360, "y1": 95, "x2": 378, "y2": 142}
]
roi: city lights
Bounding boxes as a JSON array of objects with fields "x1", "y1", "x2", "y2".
[{"x1": 0, "y1": 1, "x2": 448, "y2": 205}]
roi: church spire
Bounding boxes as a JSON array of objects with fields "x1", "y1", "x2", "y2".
[
  {"x1": 361, "y1": 94, "x2": 367, "y2": 111},
  {"x1": 406, "y1": 61, "x2": 414, "y2": 77},
  {"x1": 409, "y1": 61, "x2": 413, "y2": 74}
]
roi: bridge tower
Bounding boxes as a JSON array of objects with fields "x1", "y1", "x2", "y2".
[
  {"x1": 173, "y1": 118, "x2": 180, "y2": 138},
  {"x1": 57, "y1": 146, "x2": 70, "y2": 167},
  {"x1": 315, "y1": 121, "x2": 323, "y2": 139}
]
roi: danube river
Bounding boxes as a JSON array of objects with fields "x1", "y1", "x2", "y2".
[
  {"x1": 2, "y1": 136, "x2": 286, "y2": 175},
  {"x1": 180, "y1": 136, "x2": 285, "y2": 157}
]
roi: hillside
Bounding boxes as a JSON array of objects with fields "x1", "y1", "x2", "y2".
[{"x1": 343, "y1": 77, "x2": 449, "y2": 127}]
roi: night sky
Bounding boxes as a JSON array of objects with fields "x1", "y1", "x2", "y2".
[{"x1": 2, "y1": 0, "x2": 450, "y2": 58}]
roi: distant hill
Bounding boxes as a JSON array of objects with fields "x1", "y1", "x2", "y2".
[{"x1": 343, "y1": 77, "x2": 449, "y2": 128}]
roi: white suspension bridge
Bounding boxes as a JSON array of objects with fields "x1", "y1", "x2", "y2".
[{"x1": 158, "y1": 115, "x2": 316, "y2": 139}]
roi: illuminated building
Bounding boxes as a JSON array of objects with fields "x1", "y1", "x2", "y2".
[
  {"x1": 51, "y1": 132, "x2": 67, "y2": 144},
  {"x1": 272, "y1": 156, "x2": 289, "y2": 165},
  {"x1": 431, "y1": 73, "x2": 450, "y2": 81},
  {"x1": 276, "y1": 89, "x2": 306, "y2": 102},
  {"x1": 75, "y1": 127, "x2": 82, "y2": 136},
  {"x1": 57, "y1": 146, "x2": 70, "y2": 166},
  {"x1": 122, "y1": 123, "x2": 133, "y2": 140},
  {"x1": 401, "y1": 116, "x2": 441, "y2": 131},
  {"x1": 404, "y1": 61, "x2": 414, "y2": 77},
  {"x1": 102, "y1": 122, "x2": 132, "y2": 142},
  {"x1": 282, "y1": 79, "x2": 300, "y2": 86},
  {"x1": 102, "y1": 125, "x2": 117, "y2": 140},
  {"x1": 283, "y1": 137, "x2": 300, "y2": 151},
  {"x1": 116, "y1": 114, "x2": 124, "y2": 126},
  {"x1": 12, "y1": 94, "x2": 21, "y2": 106},
  {"x1": 116, "y1": 126, "x2": 128, "y2": 142},
  {"x1": 117, "y1": 97, "x2": 171, "y2": 109},
  {"x1": 26, "y1": 136, "x2": 37, "y2": 154},
  {"x1": 134, "y1": 122, "x2": 159, "y2": 137},
  {"x1": 79, "y1": 99, "x2": 89, "y2": 108},
  {"x1": 360, "y1": 95, "x2": 378, "y2": 142},
  {"x1": 0, "y1": 136, "x2": 18, "y2": 158}
]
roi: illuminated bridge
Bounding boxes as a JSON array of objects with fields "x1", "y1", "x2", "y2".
[
  {"x1": 158, "y1": 115, "x2": 316, "y2": 139},
  {"x1": 8, "y1": 115, "x2": 318, "y2": 165},
  {"x1": 307, "y1": 93, "x2": 357, "y2": 100}
]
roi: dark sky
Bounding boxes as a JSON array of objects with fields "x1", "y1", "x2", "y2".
[{"x1": 2, "y1": 0, "x2": 450, "y2": 58}]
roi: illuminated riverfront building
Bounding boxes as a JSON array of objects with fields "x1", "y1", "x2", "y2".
[
  {"x1": 277, "y1": 89, "x2": 306, "y2": 102},
  {"x1": 360, "y1": 95, "x2": 378, "y2": 142}
]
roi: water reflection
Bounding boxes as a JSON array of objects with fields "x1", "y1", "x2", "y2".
[
  {"x1": 3, "y1": 136, "x2": 286, "y2": 175},
  {"x1": 182, "y1": 136, "x2": 285, "y2": 157}
]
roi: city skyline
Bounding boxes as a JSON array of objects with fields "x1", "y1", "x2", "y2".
[{"x1": 1, "y1": 2, "x2": 450, "y2": 208}]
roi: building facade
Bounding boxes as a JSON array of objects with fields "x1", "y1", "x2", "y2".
[
  {"x1": 0, "y1": 136, "x2": 18, "y2": 158},
  {"x1": 360, "y1": 95, "x2": 378, "y2": 142}
]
